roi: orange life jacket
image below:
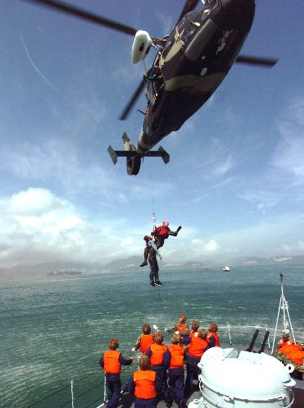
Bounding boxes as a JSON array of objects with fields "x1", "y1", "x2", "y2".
[
  {"x1": 134, "y1": 370, "x2": 157, "y2": 399},
  {"x1": 279, "y1": 344, "x2": 304, "y2": 366},
  {"x1": 168, "y1": 344, "x2": 184, "y2": 369},
  {"x1": 103, "y1": 350, "x2": 121, "y2": 374},
  {"x1": 188, "y1": 337, "x2": 208, "y2": 359},
  {"x1": 140, "y1": 334, "x2": 154, "y2": 354},
  {"x1": 176, "y1": 322, "x2": 188, "y2": 334},
  {"x1": 150, "y1": 343, "x2": 168, "y2": 366},
  {"x1": 279, "y1": 339, "x2": 295, "y2": 348},
  {"x1": 207, "y1": 332, "x2": 220, "y2": 347}
]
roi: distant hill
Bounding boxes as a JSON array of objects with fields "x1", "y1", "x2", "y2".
[
  {"x1": 268, "y1": 255, "x2": 304, "y2": 264},
  {"x1": 1, "y1": 255, "x2": 303, "y2": 278},
  {"x1": 228, "y1": 255, "x2": 304, "y2": 266},
  {"x1": 103, "y1": 256, "x2": 142, "y2": 271},
  {"x1": 104, "y1": 258, "x2": 219, "y2": 271},
  {"x1": 0, "y1": 261, "x2": 103, "y2": 277},
  {"x1": 177, "y1": 261, "x2": 217, "y2": 268},
  {"x1": 228, "y1": 256, "x2": 270, "y2": 266}
]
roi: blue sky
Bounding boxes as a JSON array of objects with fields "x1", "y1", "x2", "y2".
[{"x1": 1, "y1": 0, "x2": 304, "y2": 267}]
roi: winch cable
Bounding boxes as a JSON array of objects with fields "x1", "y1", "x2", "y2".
[{"x1": 149, "y1": 162, "x2": 161, "y2": 300}]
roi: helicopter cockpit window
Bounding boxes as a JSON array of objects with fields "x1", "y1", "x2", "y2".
[
  {"x1": 187, "y1": 7, "x2": 212, "y2": 25},
  {"x1": 179, "y1": 18, "x2": 196, "y2": 43},
  {"x1": 178, "y1": 8, "x2": 212, "y2": 43},
  {"x1": 162, "y1": 31, "x2": 175, "y2": 60}
]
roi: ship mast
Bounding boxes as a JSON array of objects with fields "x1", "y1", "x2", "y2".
[{"x1": 271, "y1": 274, "x2": 296, "y2": 354}]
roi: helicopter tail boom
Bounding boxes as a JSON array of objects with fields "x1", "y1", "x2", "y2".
[
  {"x1": 108, "y1": 133, "x2": 170, "y2": 175},
  {"x1": 107, "y1": 145, "x2": 170, "y2": 164},
  {"x1": 107, "y1": 146, "x2": 137, "y2": 165}
]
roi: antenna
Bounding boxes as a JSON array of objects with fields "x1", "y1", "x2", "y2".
[{"x1": 271, "y1": 274, "x2": 296, "y2": 354}]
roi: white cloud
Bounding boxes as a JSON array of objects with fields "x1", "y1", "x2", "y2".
[
  {"x1": 0, "y1": 188, "x2": 62, "y2": 216},
  {"x1": 238, "y1": 190, "x2": 280, "y2": 211},
  {"x1": 272, "y1": 96, "x2": 304, "y2": 182},
  {"x1": 121, "y1": 236, "x2": 134, "y2": 247},
  {"x1": 213, "y1": 155, "x2": 233, "y2": 176},
  {"x1": 187, "y1": 137, "x2": 236, "y2": 181},
  {"x1": 191, "y1": 238, "x2": 203, "y2": 246},
  {"x1": 204, "y1": 239, "x2": 221, "y2": 253},
  {"x1": 279, "y1": 240, "x2": 304, "y2": 254},
  {"x1": 0, "y1": 186, "x2": 303, "y2": 268},
  {"x1": 188, "y1": 238, "x2": 221, "y2": 257},
  {"x1": 273, "y1": 131, "x2": 304, "y2": 179},
  {"x1": 0, "y1": 188, "x2": 91, "y2": 266},
  {"x1": 0, "y1": 187, "x2": 150, "y2": 267},
  {"x1": 288, "y1": 97, "x2": 304, "y2": 125}
]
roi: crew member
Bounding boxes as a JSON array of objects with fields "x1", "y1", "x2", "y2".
[
  {"x1": 278, "y1": 330, "x2": 295, "y2": 348},
  {"x1": 140, "y1": 222, "x2": 182, "y2": 267},
  {"x1": 128, "y1": 355, "x2": 162, "y2": 408},
  {"x1": 146, "y1": 331, "x2": 170, "y2": 401},
  {"x1": 180, "y1": 328, "x2": 210, "y2": 397},
  {"x1": 99, "y1": 338, "x2": 134, "y2": 408},
  {"x1": 166, "y1": 314, "x2": 188, "y2": 335},
  {"x1": 189, "y1": 320, "x2": 200, "y2": 336},
  {"x1": 133, "y1": 324, "x2": 155, "y2": 354},
  {"x1": 167, "y1": 334, "x2": 186, "y2": 408},
  {"x1": 207, "y1": 322, "x2": 220, "y2": 347}
]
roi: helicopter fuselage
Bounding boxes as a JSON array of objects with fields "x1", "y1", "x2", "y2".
[
  {"x1": 19, "y1": 0, "x2": 274, "y2": 176},
  {"x1": 126, "y1": 0, "x2": 255, "y2": 175}
]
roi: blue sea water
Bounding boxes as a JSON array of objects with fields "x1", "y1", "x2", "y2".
[{"x1": 1, "y1": 264, "x2": 304, "y2": 407}]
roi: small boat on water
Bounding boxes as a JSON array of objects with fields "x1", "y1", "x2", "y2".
[{"x1": 223, "y1": 265, "x2": 230, "y2": 272}]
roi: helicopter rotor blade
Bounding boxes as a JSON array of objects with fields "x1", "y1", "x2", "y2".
[
  {"x1": 119, "y1": 79, "x2": 146, "y2": 121},
  {"x1": 21, "y1": 0, "x2": 138, "y2": 36},
  {"x1": 177, "y1": 0, "x2": 201, "y2": 23},
  {"x1": 236, "y1": 55, "x2": 278, "y2": 68},
  {"x1": 119, "y1": 67, "x2": 154, "y2": 120}
]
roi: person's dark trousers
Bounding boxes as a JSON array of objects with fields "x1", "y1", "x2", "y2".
[
  {"x1": 105, "y1": 374, "x2": 121, "y2": 408},
  {"x1": 185, "y1": 355, "x2": 200, "y2": 397},
  {"x1": 168, "y1": 368, "x2": 185, "y2": 408},
  {"x1": 148, "y1": 252, "x2": 159, "y2": 282},
  {"x1": 134, "y1": 398, "x2": 157, "y2": 407},
  {"x1": 151, "y1": 366, "x2": 168, "y2": 403}
]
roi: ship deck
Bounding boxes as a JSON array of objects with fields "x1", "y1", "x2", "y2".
[{"x1": 99, "y1": 343, "x2": 304, "y2": 408}]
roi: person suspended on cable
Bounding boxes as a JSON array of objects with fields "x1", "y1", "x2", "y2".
[
  {"x1": 140, "y1": 221, "x2": 182, "y2": 267},
  {"x1": 148, "y1": 251, "x2": 162, "y2": 287}
]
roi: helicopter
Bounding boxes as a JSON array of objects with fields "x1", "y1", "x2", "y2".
[{"x1": 23, "y1": 0, "x2": 277, "y2": 176}]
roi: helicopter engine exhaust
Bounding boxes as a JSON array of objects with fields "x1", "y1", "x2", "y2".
[{"x1": 108, "y1": 132, "x2": 169, "y2": 176}]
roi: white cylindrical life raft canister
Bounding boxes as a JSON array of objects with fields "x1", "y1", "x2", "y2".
[{"x1": 188, "y1": 347, "x2": 295, "y2": 408}]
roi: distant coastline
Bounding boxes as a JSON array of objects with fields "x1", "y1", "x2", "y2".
[
  {"x1": 46, "y1": 268, "x2": 83, "y2": 277},
  {"x1": 1, "y1": 255, "x2": 304, "y2": 279}
]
